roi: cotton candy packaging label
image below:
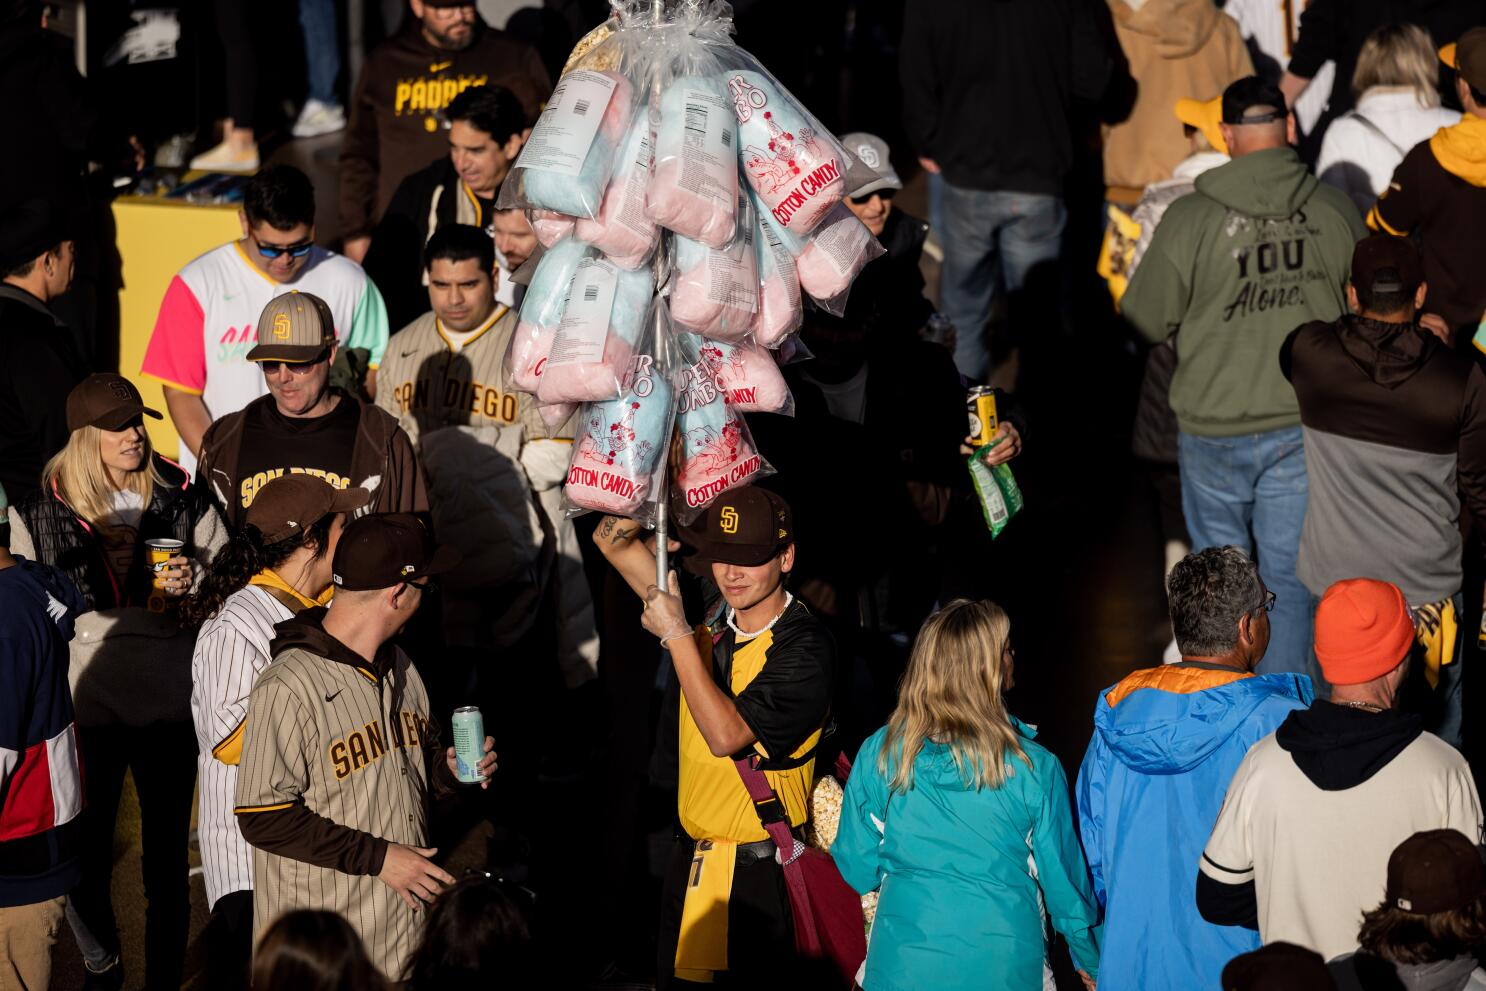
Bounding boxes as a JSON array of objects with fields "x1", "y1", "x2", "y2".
[
  {"x1": 729, "y1": 70, "x2": 845, "y2": 236},
  {"x1": 673, "y1": 331, "x2": 772, "y2": 521},
  {"x1": 574, "y1": 112, "x2": 659, "y2": 269},
  {"x1": 647, "y1": 76, "x2": 738, "y2": 248},
  {"x1": 505, "y1": 238, "x2": 596, "y2": 395},
  {"x1": 751, "y1": 201, "x2": 802, "y2": 346},
  {"x1": 538, "y1": 258, "x2": 656, "y2": 404}
]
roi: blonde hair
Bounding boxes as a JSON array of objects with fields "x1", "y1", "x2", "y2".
[
  {"x1": 42, "y1": 425, "x2": 163, "y2": 530},
  {"x1": 878, "y1": 600, "x2": 1029, "y2": 793},
  {"x1": 1353, "y1": 23, "x2": 1441, "y2": 105}
]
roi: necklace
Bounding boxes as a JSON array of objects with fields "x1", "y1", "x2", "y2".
[
  {"x1": 1335, "y1": 699, "x2": 1386, "y2": 713},
  {"x1": 727, "y1": 592, "x2": 793, "y2": 639}
]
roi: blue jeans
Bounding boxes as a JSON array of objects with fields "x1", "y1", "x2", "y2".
[
  {"x1": 938, "y1": 182, "x2": 1066, "y2": 381},
  {"x1": 1178, "y1": 427, "x2": 1312, "y2": 677},
  {"x1": 299, "y1": 0, "x2": 341, "y2": 104}
]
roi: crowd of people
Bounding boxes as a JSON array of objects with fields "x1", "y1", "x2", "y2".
[{"x1": 6, "y1": 0, "x2": 1486, "y2": 988}]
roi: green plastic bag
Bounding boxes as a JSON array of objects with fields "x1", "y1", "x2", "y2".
[{"x1": 968, "y1": 437, "x2": 1024, "y2": 538}]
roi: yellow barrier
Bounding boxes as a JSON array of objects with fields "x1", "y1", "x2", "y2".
[{"x1": 114, "y1": 196, "x2": 242, "y2": 462}]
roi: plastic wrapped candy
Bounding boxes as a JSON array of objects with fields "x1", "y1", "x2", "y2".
[
  {"x1": 669, "y1": 189, "x2": 758, "y2": 341},
  {"x1": 538, "y1": 258, "x2": 656, "y2": 404},
  {"x1": 574, "y1": 112, "x2": 659, "y2": 269},
  {"x1": 562, "y1": 301, "x2": 676, "y2": 523},
  {"x1": 698, "y1": 337, "x2": 793, "y2": 415},
  {"x1": 794, "y1": 203, "x2": 883, "y2": 302},
  {"x1": 536, "y1": 401, "x2": 579, "y2": 431},
  {"x1": 751, "y1": 202, "x2": 803, "y2": 347},
  {"x1": 727, "y1": 69, "x2": 847, "y2": 237},
  {"x1": 529, "y1": 210, "x2": 577, "y2": 248},
  {"x1": 646, "y1": 75, "x2": 738, "y2": 247},
  {"x1": 672, "y1": 331, "x2": 773, "y2": 521},
  {"x1": 504, "y1": 238, "x2": 597, "y2": 395},
  {"x1": 499, "y1": 67, "x2": 638, "y2": 220}
]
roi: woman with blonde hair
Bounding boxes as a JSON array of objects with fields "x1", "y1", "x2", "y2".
[
  {"x1": 833, "y1": 600, "x2": 1102, "y2": 991},
  {"x1": 8, "y1": 373, "x2": 226, "y2": 990},
  {"x1": 1317, "y1": 23, "x2": 1460, "y2": 212}
]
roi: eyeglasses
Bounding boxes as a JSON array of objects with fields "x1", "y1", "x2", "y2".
[
  {"x1": 1254, "y1": 590, "x2": 1277, "y2": 614},
  {"x1": 849, "y1": 189, "x2": 895, "y2": 206},
  {"x1": 251, "y1": 235, "x2": 314, "y2": 259},
  {"x1": 258, "y1": 350, "x2": 329, "y2": 374}
]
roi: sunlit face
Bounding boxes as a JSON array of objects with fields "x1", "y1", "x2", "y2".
[
  {"x1": 242, "y1": 219, "x2": 314, "y2": 283},
  {"x1": 845, "y1": 191, "x2": 893, "y2": 238},
  {"x1": 427, "y1": 257, "x2": 496, "y2": 332},
  {"x1": 492, "y1": 209, "x2": 537, "y2": 270},
  {"x1": 260, "y1": 347, "x2": 335, "y2": 416},
  {"x1": 710, "y1": 546, "x2": 794, "y2": 612},
  {"x1": 449, "y1": 121, "x2": 521, "y2": 197},
  {"x1": 412, "y1": 0, "x2": 476, "y2": 50},
  {"x1": 99, "y1": 421, "x2": 147, "y2": 477}
]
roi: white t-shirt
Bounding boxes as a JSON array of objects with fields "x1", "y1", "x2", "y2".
[
  {"x1": 141, "y1": 242, "x2": 389, "y2": 472},
  {"x1": 100, "y1": 488, "x2": 145, "y2": 586},
  {"x1": 1200, "y1": 730, "x2": 1483, "y2": 961}
]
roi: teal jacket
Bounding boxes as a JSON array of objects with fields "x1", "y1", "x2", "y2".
[
  {"x1": 1122, "y1": 146, "x2": 1366, "y2": 437},
  {"x1": 834, "y1": 720, "x2": 1102, "y2": 991}
]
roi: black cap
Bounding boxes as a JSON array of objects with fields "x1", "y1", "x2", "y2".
[
  {"x1": 1221, "y1": 76, "x2": 1288, "y2": 125},
  {"x1": 1221, "y1": 942, "x2": 1336, "y2": 991},
  {"x1": 679, "y1": 487, "x2": 793, "y2": 568},
  {"x1": 1351, "y1": 234, "x2": 1425, "y2": 297},
  {"x1": 1386, "y1": 829, "x2": 1485, "y2": 915},
  {"x1": 0, "y1": 200, "x2": 69, "y2": 273},
  {"x1": 66, "y1": 374, "x2": 164, "y2": 432},
  {"x1": 331, "y1": 513, "x2": 461, "y2": 591}
]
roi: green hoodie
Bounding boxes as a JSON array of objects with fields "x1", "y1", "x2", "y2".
[{"x1": 1123, "y1": 146, "x2": 1366, "y2": 436}]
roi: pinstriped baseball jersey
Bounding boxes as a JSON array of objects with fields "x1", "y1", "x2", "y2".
[
  {"x1": 234, "y1": 643, "x2": 432, "y2": 977},
  {"x1": 189, "y1": 585, "x2": 292, "y2": 908}
]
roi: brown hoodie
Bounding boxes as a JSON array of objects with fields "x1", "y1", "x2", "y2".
[{"x1": 1104, "y1": 0, "x2": 1253, "y2": 201}]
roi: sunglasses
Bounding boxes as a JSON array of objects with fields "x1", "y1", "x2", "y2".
[
  {"x1": 849, "y1": 189, "x2": 895, "y2": 206},
  {"x1": 252, "y1": 235, "x2": 314, "y2": 259},
  {"x1": 258, "y1": 350, "x2": 329, "y2": 374}
]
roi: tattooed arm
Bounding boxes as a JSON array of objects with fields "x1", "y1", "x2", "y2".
[{"x1": 593, "y1": 515, "x2": 659, "y2": 599}]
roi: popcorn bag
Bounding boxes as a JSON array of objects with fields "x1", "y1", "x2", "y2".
[
  {"x1": 504, "y1": 238, "x2": 598, "y2": 395},
  {"x1": 669, "y1": 188, "x2": 758, "y2": 341},
  {"x1": 538, "y1": 258, "x2": 656, "y2": 404},
  {"x1": 672, "y1": 331, "x2": 773, "y2": 522},
  {"x1": 698, "y1": 337, "x2": 793, "y2": 415},
  {"x1": 751, "y1": 203, "x2": 803, "y2": 346},
  {"x1": 573, "y1": 111, "x2": 660, "y2": 269},
  {"x1": 563, "y1": 300, "x2": 677, "y2": 523}
]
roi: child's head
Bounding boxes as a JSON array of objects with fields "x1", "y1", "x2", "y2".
[
  {"x1": 251, "y1": 910, "x2": 387, "y2": 991},
  {"x1": 880, "y1": 599, "x2": 1027, "y2": 793},
  {"x1": 402, "y1": 873, "x2": 533, "y2": 990}
]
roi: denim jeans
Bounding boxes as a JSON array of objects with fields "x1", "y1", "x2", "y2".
[
  {"x1": 299, "y1": 0, "x2": 341, "y2": 104},
  {"x1": 1178, "y1": 427, "x2": 1312, "y2": 677},
  {"x1": 938, "y1": 182, "x2": 1066, "y2": 382}
]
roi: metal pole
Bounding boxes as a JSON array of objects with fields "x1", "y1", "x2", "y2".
[{"x1": 655, "y1": 485, "x2": 669, "y2": 588}]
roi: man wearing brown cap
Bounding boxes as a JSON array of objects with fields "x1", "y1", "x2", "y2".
[
  {"x1": 196, "y1": 292, "x2": 428, "y2": 532},
  {"x1": 1368, "y1": 28, "x2": 1486, "y2": 342},
  {"x1": 1329, "y1": 829, "x2": 1486, "y2": 988},
  {"x1": 1282, "y1": 235, "x2": 1486, "y2": 743},
  {"x1": 593, "y1": 488, "x2": 835, "y2": 987},
  {"x1": 233, "y1": 513, "x2": 491, "y2": 977}
]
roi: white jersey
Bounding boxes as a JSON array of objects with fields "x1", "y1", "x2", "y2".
[
  {"x1": 1222, "y1": 0, "x2": 1334, "y2": 133},
  {"x1": 142, "y1": 242, "x2": 390, "y2": 473},
  {"x1": 189, "y1": 584, "x2": 292, "y2": 908}
]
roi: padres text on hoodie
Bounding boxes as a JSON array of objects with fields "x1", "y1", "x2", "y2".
[
  {"x1": 1369, "y1": 115, "x2": 1486, "y2": 336},
  {"x1": 1122, "y1": 146, "x2": 1366, "y2": 436}
]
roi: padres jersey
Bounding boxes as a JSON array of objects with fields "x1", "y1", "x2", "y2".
[
  {"x1": 234, "y1": 642, "x2": 432, "y2": 977},
  {"x1": 1222, "y1": 0, "x2": 1333, "y2": 132},
  {"x1": 189, "y1": 585, "x2": 292, "y2": 908},
  {"x1": 142, "y1": 243, "x2": 389, "y2": 472}
]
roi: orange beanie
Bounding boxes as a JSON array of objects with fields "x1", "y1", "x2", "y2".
[{"x1": 1314, "y1": 579, "x2": 1415, "y2": 686}]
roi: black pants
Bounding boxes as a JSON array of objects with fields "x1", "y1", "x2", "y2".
[
  {"x1": 71, "y1": 721, "x2": 196, "y2": 991},
  {"x1": 201, "y1": 890, "x2": 252, "y2": 991},
  {"x1": 657, "y1": 837, "x2": 797, "y2": 989}
]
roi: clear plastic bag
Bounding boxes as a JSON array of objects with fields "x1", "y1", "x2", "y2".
[
  {"x1": 672, "y1": 330, "x2": 773, "y2": 522},
  {"x1": 772, "y1": 201, "x2": 884, "y2": 317},
  {"x1": 574, "y1": 111, "x2": 660, "y2": 269},
  {"x1": 529, "y1": 209, "x2": 577, "y2": 248},
  {"x1": 537, "y1": 258, "x2": 656, "y2": 403},
  {"x1": 504, "y1": 238, "x2": 598, "y2": 395},
  {"x1": 750, "y1": 199, "x2": 803, "y2": 346},
  {"x1": 698, "y1": 336, "x2": 793, "y2": 415},
  {"x1": 647, "y1": 77, "x2": 738, "y2": 247},
  {"x1": 669, "y1": 187, "x2": 758, "y2": 340},
  {"x1": 562, "y1": 299, "x2": 676, "y2": 524}
]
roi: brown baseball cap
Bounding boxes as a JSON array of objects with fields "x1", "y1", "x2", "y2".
[
  {"x1": 246, "y1": 291, "x2": 337, "y2": 363},
  {"x1": 331, "y1": 513, "x2": 461, "y2": 591},
  {"x1": 679, "y1": 486, "x2": 793, "y2": 568},
  {"x1": 66, "y1": 373, "x2": 164, "y2": 432},
  {"x1": 244, "y1": 475, "x2": 371, "y2": 545},
  {"x1": 1441, "y1": 28, "x2": 1486, "y2": 93},
  {"x1": 1386, "y1": 829, "x2": 1485, "y2": 915},
  {"x1": 1350, "y1": 234, "x2": 1425, "y2": 297}
]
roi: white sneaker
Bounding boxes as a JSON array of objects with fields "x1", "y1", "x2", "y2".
[
  {"x1": 188, "y1": 140, "x2": 260, "y2": 173},
  {"x1": 292, "y1": 99, "x2": 346, "y2": 138}
]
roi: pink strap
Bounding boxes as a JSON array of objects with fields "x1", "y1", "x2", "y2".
[{"x1": 733, "y1": 757, "x2": 821, "y2": 956}]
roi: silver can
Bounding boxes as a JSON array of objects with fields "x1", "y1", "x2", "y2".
[{"x1": 451, "y1": 706, "x2": 486, "y2": 783}]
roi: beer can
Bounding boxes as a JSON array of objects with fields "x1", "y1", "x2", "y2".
[
  {"x1": 451, "y1": 706, "x2": 487, "y2": 783},
  {"x1": 146, "y1": 538, "x2": 185, "y2": 590},
  {"x1": 967, "y1": 386, "x2": 999, "y2": 448}
]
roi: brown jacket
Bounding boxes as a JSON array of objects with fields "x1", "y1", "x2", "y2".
[
  {"x1": 1103, "y1": 0, "x2": 1252, "y2": 201},
  {"x1": 196, "y1": 391, "x2": 429, "y2": 531}
]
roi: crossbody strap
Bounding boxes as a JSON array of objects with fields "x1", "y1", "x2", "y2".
[{"x1": 1346, "y1": 111, "x2": 1406, "y2": 157}]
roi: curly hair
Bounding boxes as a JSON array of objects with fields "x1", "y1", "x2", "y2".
[
  {"x1": 1166, "y1": 546, "x2": 1266, "y2": 657},
  {"x1": 180, "y1": 515, "x2": 336, "y2": 627}
]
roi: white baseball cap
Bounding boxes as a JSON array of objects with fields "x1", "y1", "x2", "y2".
[{"x1": 841, "y1": 132, "x2": 902, "y2": 199}]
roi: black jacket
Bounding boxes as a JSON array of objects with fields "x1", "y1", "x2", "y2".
[
  {"x1": 0, "y1": 287, "x2": 87, "y2": 505},
  {"x1": 14, "y1": 455, "x2": 218, "y2": 611},
  {"x1": 841, "y1": 210, "x2": 934, "y2": 344},
  {"x1": 363, "y1": 158, "x2": 472, "y2": 332},
  {"x1": 898, "y1": 0, "x2": 1113, "y2": 193}
]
